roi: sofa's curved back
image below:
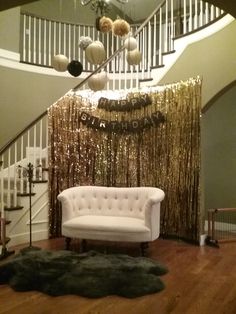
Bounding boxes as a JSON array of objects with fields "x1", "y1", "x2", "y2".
[{"x1": 59, "y1": 186, "x2": 164, "y2": 219}]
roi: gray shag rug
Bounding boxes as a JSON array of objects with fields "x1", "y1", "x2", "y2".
[{"x1": 0, "y1": 249, "x2": 168, "y2": 298}]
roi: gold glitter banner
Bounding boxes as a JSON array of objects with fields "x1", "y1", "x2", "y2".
[{"x1": 48, "y1": 77, "x2": 202, "y2": 242}]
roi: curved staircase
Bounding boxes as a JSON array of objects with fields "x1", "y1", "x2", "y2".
[{"x1": 0, "y1": 0, "x2": 232, "y2": 255}]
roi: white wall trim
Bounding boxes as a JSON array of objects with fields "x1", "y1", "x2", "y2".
[
  {"x1": 0, "y1": 48, "x2": 84, "y2": 78},
  {"x1": 0, "y1": 48, "x2": 20, "y2": 62}
]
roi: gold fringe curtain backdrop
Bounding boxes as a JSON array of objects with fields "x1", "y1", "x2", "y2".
[{"x1": 48, "y1": 77, "x2": 202, "y2": 242}]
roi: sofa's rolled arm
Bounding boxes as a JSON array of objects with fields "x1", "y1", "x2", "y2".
[
  {"x1": 146, "y1": 189, "x2": 165, "y2": 206},
  {"x1": 143, "y1": 189, "x2": 165, "y2": 240},
  {"x1": 57, "y1": 192, "x2": 75, "y2": 223},
  {"x1": 143, "y1": 189, "x2": 165, "y2": 215}
]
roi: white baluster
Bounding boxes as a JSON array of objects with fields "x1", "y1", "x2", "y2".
[
  {"x1": 68, "y1": 24, "x2": 71, "y2": 63},
  {"x1": 130, "y1": 66, "x2": 133, "y2": 90},
  {"x1": 20, "y1": 136, "x2": 24, "y2": 194},
  {"x1": 48, "y1": 20, "x2": 51, "y2": 66},
  {"x1": 194, "y1": 0, "x2": 198, "y2": 29},
  {"x1": 26, "y1": 130, "x2": 30, "y2": 194},
  {"x1": 215, "y1": 7, "x2": 220, "y2": 18},
  {"x1": 189, "y1": 0, "x2": 193, "y2": 32},
  {"x1": 33, "y1": 125, "x2": 37, "y2": 181},
  {"x1": 210, "y1": 4, "x2": 215, "y2": 21},
  {"x1": 53, "y1": 21, "x2": 56, "y2": 56},
  {"x1": 28, "y1": 15, "x2": 32, "y2": 63},
  {"x1": 23, "y1": 14, "x2": 26, "y2": 62},
  {"x1": 205, "y1": 2, "x2": 209, "y2": 24},
  {"x1": 33, "y1": 16, "x2": 36, "y2": 64},
  {"x1": 142, "y1": 27, "x2": 146, "y2": 79},
  {"x1": 200, "y1": 1, "x2": 204, "y2": 27},
  {"x1": 73, "y1": 24, "x2": 76, "y2": 61},
  {"x1": 170, "y1": 0, "x2": 174, "y2": 51},
  {"x1": 13, "y1": 143, "x2": 17, "y2": 207},
  {"x1": 43, "y1": 19, "x2": 47, "y2": 65},
  {"x1": 148, "y1": 21, "x2": 151, "y2": 79},
  {"x1": 165, "y1": 0, "x2": 168, "y2": 52},
  {"x1": 153, "y1": 13, "x2": 157, "y2": 67},
  {"x1": 58, "y1": 22, "x2": 61, "y2": 54},
  {"x1": 39, "y1": 119, "x2": 43, "y2": 180},
  {"x1": 39, "y1": 18, "x2": 42, "y2": 65},
  {"x1": 63, "y1": 23, "x2": 66, "y2": 56},
  {"x1": 7, "y1": 150, "x2": 11, "y2": 208},
  {"x1": 183, "y1": 0, "x2": 187, "y2": 34},
  {"x1": 159, "y1": 7, "x2": 163, "y2": 65}
]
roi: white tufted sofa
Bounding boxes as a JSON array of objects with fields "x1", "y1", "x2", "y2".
[{"x1": 57, "y1": 186, "x2": 165, "y2": 254}]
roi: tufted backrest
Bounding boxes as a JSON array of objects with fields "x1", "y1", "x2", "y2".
[{"x1": 58, "y1": 186, "x2": 164, "y2": 220}]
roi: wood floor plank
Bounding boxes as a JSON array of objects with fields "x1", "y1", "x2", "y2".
[{"x1": 0, "y1": 237, "x2": 235, "y2": 314}]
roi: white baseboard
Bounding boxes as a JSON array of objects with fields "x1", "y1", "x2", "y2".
[{"x1": 7, "y1": 229, "x2": 49, "y2": 248}]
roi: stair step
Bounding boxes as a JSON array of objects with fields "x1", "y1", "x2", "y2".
[
  {"x1": 139, "y1": 77, "x2": 153, "y2": 83},
  {"x1": 150, "y1": 64, "x2": 165, "y2": 70},
  {"x1": 32, "y1": 180, "x2": 48, "y2": 184},
  {"x1": 3, "y1": 178, "x2": 27, "y2": 190},
  {"x1": 4, "y1": 205, "x2": 24, "y2": 211},
  {"x1": 162, "y1": 49, "x2": 176, "y2": 56},
  {"x1": 17, "y1": 192, "x2": 36, "y2": 197},
  {"x1": 0, "y1": 237, "x2": 10, "y2": 245}
]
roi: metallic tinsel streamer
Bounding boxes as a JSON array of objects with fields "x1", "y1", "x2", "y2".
[{"x1": 48, "y1": 77, "x2": 202, "y2": 241}]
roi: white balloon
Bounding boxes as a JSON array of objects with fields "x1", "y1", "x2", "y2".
[
  {"x1": 124, "y1": 37, "x2": 137, "y2": 51},
  {"x1": 51, "y1": 54, "x2": 69, "y2": 72},
  {"x1": 85, "y1": 41, "x2": 106, "y2": 65},
  {"x1": 88, "y1": 72, "x2": 108, "y2": 91},
  {"x1": 126, "y1": 49, "x2": 142, "y2": 65}
]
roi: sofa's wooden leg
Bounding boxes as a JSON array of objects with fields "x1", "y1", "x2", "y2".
[
  {"x1": 80, "y1": 239, "x2": 87, "y2": 253},
  {"x1": 140, "y1": 242, "x2": 149, "y2": 256},
  {"x1": 65, "y1": 237, "x2": 71, "y2": 250}
]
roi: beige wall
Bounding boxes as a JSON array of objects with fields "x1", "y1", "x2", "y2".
[
  {"x1": 0, "y1": 7, "x2": 20, "y2": 52},
  {"x1": 158, "y1": 20, "x2": 236, "y2": 214},
  {"x1": 202, "y1": 83, "x2": 236, "y2": 210},
  {"x1": 0, "y1": 66, "x2": 78, "y2": 147},
  {"x1": 160, "y1": 19, "x2": 236, "y2": 107}
]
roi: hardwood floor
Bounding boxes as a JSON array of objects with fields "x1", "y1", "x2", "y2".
[{"x1": 0, "y1": 237, "x2": 236, "y2": 314}]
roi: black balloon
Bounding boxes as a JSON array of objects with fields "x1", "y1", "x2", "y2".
[{"x1": 67, "y1": 60, "x2": 83, "y2": 77}]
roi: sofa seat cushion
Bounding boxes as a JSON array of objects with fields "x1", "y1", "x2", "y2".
[
  {"x1": 63, "y1": 215, "x2": 149, "y2": 233},
  {"x1": 62, "y1": 215, "x2": 151, "y2": 242}
]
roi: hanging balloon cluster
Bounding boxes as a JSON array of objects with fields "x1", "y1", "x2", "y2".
[
  {"x1": 51, "y1": 14, "x2": 141, "y2": 91},
  {"x1": 79, "y1": 37, "x2": 108, "y2": 91},
  {"x1": 52, "y1": 54, "x2": 83, "y2": 77},
  {"x1": 96, "y1": 17, "x2": 142, "y2": 66}
]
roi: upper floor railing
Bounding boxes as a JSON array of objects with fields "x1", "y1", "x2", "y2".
[{"x1": 20, "y1": 0, "x2": 224, "y2": 82}]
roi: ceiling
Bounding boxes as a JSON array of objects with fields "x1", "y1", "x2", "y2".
[
  {"x1": 0, "y1": 0, "x2": 236, "y2": 19},
  {"x1": 0, "y1": 0, "x2": 39, "y2": 11}
]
